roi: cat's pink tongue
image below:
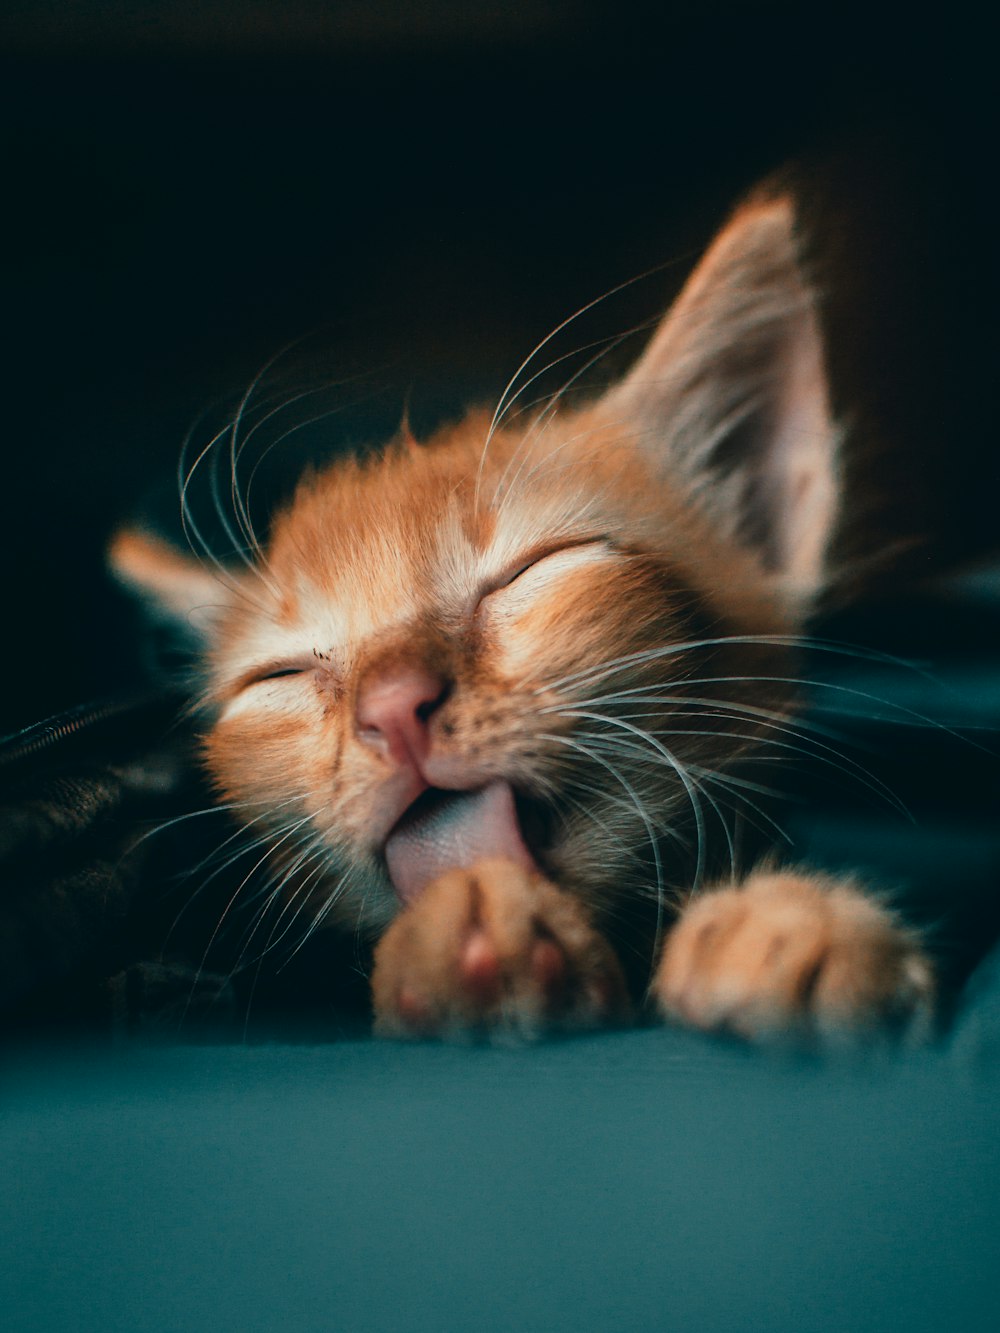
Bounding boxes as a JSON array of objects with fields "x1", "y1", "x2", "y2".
[{"x1": 384, "y1": 780, "x2": 537, "y2": 904}]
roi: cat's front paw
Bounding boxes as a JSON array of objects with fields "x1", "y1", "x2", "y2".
[
  {"x1": 653, "y1": 870, "x2": 934, "y2": 1044},
  {"x1": 371, "y1": 858, "x2": 630, "y2": 1040}
]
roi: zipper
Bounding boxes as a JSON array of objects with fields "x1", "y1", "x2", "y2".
[{"x1": 0, "y1": 693, "x2": 183, "y2": 769}]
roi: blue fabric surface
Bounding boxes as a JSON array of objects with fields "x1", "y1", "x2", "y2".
[{"x1": 5, "y1": 1029, "x2": 1000, "y2": 1333}]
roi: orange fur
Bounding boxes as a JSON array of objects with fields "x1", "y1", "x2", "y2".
[{"x1": 111, "y1": 190, "x2": 933, "y2": 1042}]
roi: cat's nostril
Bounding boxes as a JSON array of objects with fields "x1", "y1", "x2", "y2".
[
  {"x1": 415, "y1": 681, "x2": 451, "y2": 723},
  {"x1": 355, "y1": 667, "x2": 451, "y2": 763}
]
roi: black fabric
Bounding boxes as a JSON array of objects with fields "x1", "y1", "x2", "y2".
[
  {"x1": 0, "y1": 694, "x2": 194, "y2": 1023},
  {"x1": 0, "y1": 691, "x2": 376, "y2": 1037}
]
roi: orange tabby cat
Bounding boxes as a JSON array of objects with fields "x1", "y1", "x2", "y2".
[{"x1": 111, "y1": 191, "x2": 934, "y2": 1042}]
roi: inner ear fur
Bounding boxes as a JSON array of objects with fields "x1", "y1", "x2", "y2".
[
  {"x1": 598, "y1": 192, "x2": 838, "y2": 608},
  {"x1": 108, "y1": 528, "x2": 235, "y2": 640}
]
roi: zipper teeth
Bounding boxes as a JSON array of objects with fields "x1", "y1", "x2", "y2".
[{"x1": 0, "y1": 695, "x2": 162, "y2": 766}]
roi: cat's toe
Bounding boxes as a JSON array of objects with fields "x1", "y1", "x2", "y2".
[
  {"x1": 653, "y1": 871, "x2": 934, "y2": 1045},
  {"x1": 371, "y1": 858, "x2": 629, "y2": 1040}
]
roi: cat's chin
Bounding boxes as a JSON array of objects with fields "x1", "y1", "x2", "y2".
[{"x1": 383, "y1": 780, "x2": 540, "y2": 905}]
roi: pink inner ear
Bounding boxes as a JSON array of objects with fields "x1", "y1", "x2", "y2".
[
  {"x1": 384, "y1": 780, "x2": 537, "y2": 904},
  {"x1": 593, "y1": 194, "x2": 838, "y2": 601},
  {"x1": 766, "y1": 307, "x2": 837, "y2": 590}
]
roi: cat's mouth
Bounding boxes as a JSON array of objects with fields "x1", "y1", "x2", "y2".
[{"x1": 383, "y1": 780, "x2": 541, "y2": 904}]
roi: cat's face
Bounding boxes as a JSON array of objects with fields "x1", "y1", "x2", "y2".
[{"x1": 113, "y1": 193, "x2": 838, "y2": 968}]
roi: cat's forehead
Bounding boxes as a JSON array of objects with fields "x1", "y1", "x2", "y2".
[{"x1": 259, "y1": 420, "x2": 628, "y2": 636}]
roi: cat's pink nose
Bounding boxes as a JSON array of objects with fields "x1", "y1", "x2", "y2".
[{"x1": 355, "y1": 667, "x2": 449, "y2": 769}]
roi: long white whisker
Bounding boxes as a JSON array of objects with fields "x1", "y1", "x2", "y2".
[
  {"x1": 179, "y1": 813, "x2": 316, "y2": 1019},
  {"x1": 539, "y1": 729, "x2": 668, "y2": 954},
  {"x1": 281, "y1": 869, "x2": 355, "y2": 968},
  {"x1": 564, "y1": 709, "x2": 718, "y2": 889},
  {"x1": 563, "y1": 703, "x2": 912, "y2": 820},
  {"x1": 535, "y1": 635, "x2": 932, "y2": 696},
  {"x1": 687, "y1": 763, "x2": 793, "y2": 846},
  {"x1": 474, "y1": 255, "x2": 690, "y2": 507},
  {"x1": 245, "y1": 841, "x2": 332, "y2": 967},
  {"x1": 489, "y1": 325, "x2": 650, "y2": 504}
]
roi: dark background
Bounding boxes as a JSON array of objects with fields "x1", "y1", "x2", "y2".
[{"x1": 0, "y1": 1, "x2": 994, "y2": 737}]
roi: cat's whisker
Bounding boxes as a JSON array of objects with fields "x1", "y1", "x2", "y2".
[
  {"x1": 179, "y1": 812, "x2": 317, "y2": 1024},
  {"x1": 558, "y1": 686, "x2": 877, "y2": 775},
  {"x1": 548, "y1": 765, "x2": 694, "y2": 869},
  {"x1": 228, "y1": 839, "x2": 334, "y2": 1029},
  {"x1": 517, "y1": 325, "x2": 652, "y2": 448},
  {"x1": 229, "y1": 829, "x2": 325, "y2": 966},
  {"x1": 568, "y1": 701, "x2": 845, "y2": 771},
  {"x1": 131, "y1": 789, "x2": 322, "y2": 959},
  {"x1": 239, "y1": 389, "x2": 362, "y2": 551},
  {"x1": 498, "y1": 414, "x2": 636, "y2": 507},
  {"x1": 225, "y1": 342, "x2": 304, "y2": 568},
  {"x1": 475, "y1": 255, "x2": 687, "y2": 507},
  {"x1": 214, "y1": 836, "x2": 332, "y2": 1037},
  {"x1": 209, "y1": 422, "x2": 275, "y2": 593},
  {"x1": 257, "y1": 854, "x2": 332, "y2": 960},
  {"x1": 497, "y1": 373, "x2": 622, "y2": 432},
  {"x1": 183, "y1": 791, "x2": 310, "y2": 880},
  {"x1": 563, "y1": 697, "x2": 912, "y2": 820},
  {"x1": 542, "y1": 685, "x2": 845, "y2": 740},
  {"x1": 488, "y1": 326, "x2": 648, "y2": 504},
  {"x1": 180, "y1": 348, "x2": 377, "y2": 601},
  {"x1": 180, "y1": 419, "x2": 261, "y2": 587},
  {"x1": 539, "y1": 729, "x2": 670, "y2": 954},
  {"x1": 534, "y1": 633, "x2": 921, "y2": 696},
  {"x1": 280, "y1": 867, "x2": 356, "y2": 970},
  {"x1": 533, "y1": 641, "x2": 949, "y2": 819},
  {"x1": 608, "y1": 681, "x2": 917, "y2": 817},
  {"x1": 685, "y1": 763, "x2": 794, "y2": 846},
  {"x1": 162, "y1": 798, "x2": 316, "y2": 945},
  {"x1": 574, "y1": 725, "x2": 744, "y2": 881},
  {"x1": 559, "y1": 771, "x2": 692, "y2": 847},
  {"x1": 476, "y1": 310, "x2": 611, "y2": 506},
  {"x1": 555, "y1": 789, "x2": 645, "y2": 854},
  {"x1": 562, "y1": 708, "x2": 715, "y2": 888},
  {"x1": 494, "y1": 409, "x2": 641, "y2": 522},
  {"x1": 180, "y1": 419, "x2": 278, "y2": 604},
  {"x1": 225, "y1": 339, "x2": 361, "y2": 573},
  {"x1": 571, "y1": 712, "x2": 801, "y2": 855},
  {"x1": 127, "y1": 800, "x2": 254, "y2": 854},
  {"x1": 158, "y1": 803, "x2": 316, "y2": 956},
  {"x1": 493, "y1": 327, "x2": 632, "y2": 436}
]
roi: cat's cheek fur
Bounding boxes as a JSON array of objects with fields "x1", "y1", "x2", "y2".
[
  {"x1": 653, "y1": 870, "x2": 935, "y2": 1044},
  {"x1": 208, "y1": 684, "x2": 330, "y2": 796},
  {"x1": 205, "y1": 703, "x2": 402, "y2": 936},
  {"x1": 485, "y1": 558, "x2": 665, "y2": 681}
]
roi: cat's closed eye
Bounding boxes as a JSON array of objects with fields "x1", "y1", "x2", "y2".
[
  {"x1": 240, "y1": 662, "x2": 316, "y2": 690},
  {"x1": 221, "y1": 660, "x2": 331, "y2": 722},
  {"x1": 481, "y1": 539, "x2": 614, "y2": 603}
]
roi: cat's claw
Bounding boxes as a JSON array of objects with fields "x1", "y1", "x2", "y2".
[
  {"x1": 652, "y1": 870, "x2": 935, "y2": 1045},
  {"x1": 371, "y1": 858, "x2": 630, "y2": 1040}
]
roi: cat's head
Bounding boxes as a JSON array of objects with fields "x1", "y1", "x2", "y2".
[{"x1": 111, "y1": 193, "x2": 839, "y2": 961}]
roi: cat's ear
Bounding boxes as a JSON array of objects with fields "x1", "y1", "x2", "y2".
[
  {"x1": 108, "y1": 528, "x2": 235, "y2": 643},
  {"x1": 598, "y1": 192, "x2": 838, "y2": 607}
]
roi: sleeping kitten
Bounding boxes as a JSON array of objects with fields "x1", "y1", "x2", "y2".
[{"x1": 111, "y1": 190, "x2": 934, "y2": 1043}]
